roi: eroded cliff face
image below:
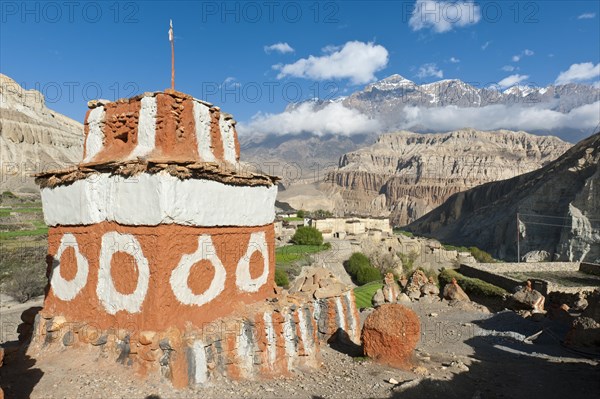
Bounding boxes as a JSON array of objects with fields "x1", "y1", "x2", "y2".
[
  {"x1": 0, "y1": 74, "x2": 83, "y2": 193},
  {"x1": 326, "y1": 129, "x2": 572, "y2": 225},
  {"x1": 407, "y1": 132, "x2": 600, "y2": 263}
]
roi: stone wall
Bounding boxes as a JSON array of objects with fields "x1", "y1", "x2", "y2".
[{"x1": 26, "y1": 290, "x2": 360, "y2": 388}]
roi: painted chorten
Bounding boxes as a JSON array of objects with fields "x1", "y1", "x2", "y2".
[{"x1": 30, "y1": 90, "x2": 360, "y2": 388}]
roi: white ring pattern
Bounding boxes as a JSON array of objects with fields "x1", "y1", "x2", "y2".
[
  {"x1": 50, "y1": 233, "x2": 89, "y2": 301},
  {"x1": 96, "y1": 232, "x2": 150, "y2": 315}
]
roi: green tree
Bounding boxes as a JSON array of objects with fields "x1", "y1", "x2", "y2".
[
  {"x1": 296, "y1": 210, "x2": 305, "y2": 218},
  {"x1": 291, "y1": 226, "x2": 323, "y2": 246}
]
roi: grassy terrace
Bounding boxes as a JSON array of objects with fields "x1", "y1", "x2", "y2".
[
  {"x1": 353, "y1": 280, "x2": 383, "y2": 309},
  {"x1": 275, "y1": 244, "x2": 329, "y2": 265}
]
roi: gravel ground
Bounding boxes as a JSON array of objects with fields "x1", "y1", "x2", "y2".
[{"x1": 2, "y1": 298, "x2": 599, "y2": 399}]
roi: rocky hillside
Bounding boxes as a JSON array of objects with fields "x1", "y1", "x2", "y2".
[
  {"x1": 326, "y1": 129, "x2": 572, "y2": 226},
  {"x1": 0, "y1": 74, "x2": 83, "y2": 193},
  {"x1": 239, "y1": 131, "x2": 377, "y2": 183},
  {"x1": 406, "y1": 132, "x2": 600, "y2": 263}
]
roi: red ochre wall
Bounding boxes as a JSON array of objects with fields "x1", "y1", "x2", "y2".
[{"x1": 42, "y1": 222, "x2": 275, "y2": 331}]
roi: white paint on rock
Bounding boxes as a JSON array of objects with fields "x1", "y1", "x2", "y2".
[
  {"x1": 96, "y1": 232, "x2": 150, "y2": 315},
  {"x1": 345, "y1": 291, "x2": 359, "y2": 343},
  {"x1": 335, "y1": 296, "x2": 347, "y2": 332},
  {"x1": 236, "y1": 231, "x2": 269, "y2": 292},
  {"x1": 283, "y1": 312, "x2": 296, "y2": 371},
  {"x1": 219, "y1": 114, "x2": 237, "y2": 164},
  {"x1": 192, "y1": 341, "x2": 208, "y2": 385},
  {"x1": 236, "y1": 323, "x2": 255, "y2": 377},
  {"x1": 50, "y1": 233, "x2": 89, "y2": 301},
  {"x1": 263, "y1": 312, "x2": 277, "y2": 368},
  {"x1": 297, "y1": 307, "x2": 312, "y2": 355},
  {"x1": 170, "y1": 235, "x2": 226, "y2": 306},
  {"x1": 83, "y1": 106, "x2": 106, "y2": 163},
  {"x1": 41, "y1": 172, "x2": 277, "y2": 227},
  {"x1": 131, "y1": 96, "x2": 157, "y2": 159},
  {"x1": 193, "y1": 101, "x2": 215, "y2": 162}
]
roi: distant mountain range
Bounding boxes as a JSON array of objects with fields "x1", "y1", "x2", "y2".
[{"x1": 241, "y1": 74, "x2": 599, "y2": 174}]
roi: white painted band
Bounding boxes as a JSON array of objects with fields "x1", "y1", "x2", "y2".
[
  {"x1": 50, "y1": 233, "x2": 89, "y2": 301},
  {"x1": 193, "y1": 101, "x2": 215, "y2": 162},
  {"x1": 96, "y1": 232, "x2": 150, "y2": 315},
  {"x1": 41, "y1": 172, "x2": 277, "y2": 227},
  {"x1": 131, "y1": 96, "x2": 157, "y2": 159},
  {"x1": 235, "y1": 231, "x2": 269, "y2": 292},
  {"x1": 83, "y1": 106, "x2": 106, "y2": 163},
  {"x1": 263, "y1": 312, "x2": 277, "y2": 368},
  {"x1": 169, "y1": 235, "x2": 226, "y2": 307}
]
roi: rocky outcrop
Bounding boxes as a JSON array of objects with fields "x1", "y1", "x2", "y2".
[
  {"x1": 407, "y1": 132, "x2": 600, "y2": 263},
  {"x1": 0, "y1": 74, "x2": 83, "y2": 193},
  {"x1": 326, "y1": 129, "x2": 571, "y2": 225}
]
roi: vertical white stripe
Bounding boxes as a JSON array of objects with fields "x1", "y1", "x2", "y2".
[
  {"x1": 263, "y1": 312, "x2": 276, "y2": 368},
  {"x1": 297, "y1": 308, "x2": 312, "y2": 355},
  {"x1": 131, "y1": 96, "x2": 157, "y2": 158},
  {"x1": 283, "y1": 312, "x2": 295, "y2": 370},
  {"x1": 219, "y1": 114, "x2": 237, "y2": 164},
  {"x1": 335, "y1": 297, "x2": 347, "y2": 332},
  {"x1": 236, "y1": 323, "x2": 254, "y2": 377},
  {"x1": 193, "y1": 101, "x2": 215, "y2": 162},
  {"x1": 345, "y1": 291, "x2": 359, "y2": 343},
  {"x1": 193, "y1": 341, "x2": 208, "y2": 385},
  {"x1": 83, "y1": 106, "x2": 105, "y2": 162}
]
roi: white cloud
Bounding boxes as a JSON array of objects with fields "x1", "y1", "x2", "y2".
[
  {"x1": 238, "y1": 102, "x2": 381, "y2": 136},
  {"x1": 512, "y1": 49, "x2": 534, "y2": 62},
  {"x1": 481, "y1": 41, "x2": 491, "y2": 50},
  {"x1": 502, "y1": 65, "x2": 516, "y2": 72},
  {"x1": 578, "y1": 12, "x2": 596, "y2": 19},
  {"x1": 498, "y1": 74, "x2": 530, "y2": 88},
  {"x1": 449, "y1": 57, "x2": 460, "y2": 63},
  {"x1": 264, "y1": 42, "x2": 295, "y2": 54},
  {"x1": 555, "y1": 62, "x2": 600, "y2": 84},
  {"x1": 417, "y1": 63, "x2": 444, "y2": 79},
  {"x1": 399, "y1": 102, "x2": 600, "y2": 131},
  {"x1": 274, "y1": 41, "x2": 389, "y2": 85},
  {"x1": 409, "y1": 0, "x2": 481, "y2": 33}
]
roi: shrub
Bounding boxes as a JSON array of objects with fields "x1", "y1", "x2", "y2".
[
  {"x1": 438, "y1": 269, "x2": 506, "y2": 298},
  {"x1": 345, "y1": 252, "x2": 371, "y2": 277},
  {"x1": 291, "y1": 226, "x2": 323, "y2": 246},
  {"x1": 5, "y1": 264, "x2": 47, "y2": 303},
  {"x1": 274, "y1": 268, "x2": 290, "y2": 288},
  {"x1": 468, "y1": 247, "x2": 495, "y2": 263},
  {"x1": 296, "y1": 210, "x2": 305, "y2": 218},
  {"x1": 357, "y1": 266, "x2": 382, "y2": 285}
]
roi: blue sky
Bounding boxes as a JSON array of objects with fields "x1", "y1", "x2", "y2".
[{"x1": 1, "y1": 0, "x2": 599, "y2": 131}]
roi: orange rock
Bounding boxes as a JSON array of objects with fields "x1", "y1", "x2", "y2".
[
  {"x1": 139, "y1": 331, "x2": 157, "y2": 345},
  {"x1": 362, "y1": 304, "x2": 420, "y2": 368}
]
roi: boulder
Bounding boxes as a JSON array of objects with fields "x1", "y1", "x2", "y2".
[
  {"x1": 382, "y1": 273, "x2": 401, "y2": 303},
  {"x1": 442, "y1": 278, "x2": 470, "y2": 302},
  {"x1": 512, "y1": 281, "x2": 545, "y2": 312},
  {"x1": 521, "y1": 250, "x2": 551, "y2": 262},
  {"x1": 420, "y1": 277, "x2": 440, "y2": 297},
  {"x1": 372, "y1": 289, "x2": 385, "y2": 307},
  {"x1": 397, "y1": 293, "x2": 412, "y2": 304},
  {"x1": 362, "y1": 304, "x2": 420, "y2": 368}
]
